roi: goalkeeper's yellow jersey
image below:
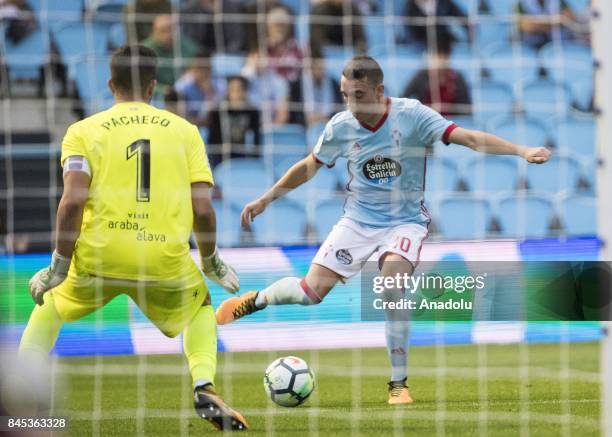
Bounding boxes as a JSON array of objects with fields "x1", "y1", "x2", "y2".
[{"x1": 60, "y1": 101, "x2": 213, "y2": 281}]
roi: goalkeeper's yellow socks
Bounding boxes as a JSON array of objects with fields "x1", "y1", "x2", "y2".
[
  {"x1": 18, "y1": 292, "x2": 63, "y2": 357},
  {"x1": 183, "y1": 304, "x2": 217, "y2": 389}
]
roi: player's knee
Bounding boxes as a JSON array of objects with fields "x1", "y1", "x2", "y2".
[{"x1": 161, "y1": 329, "x2": 180, "y2": 338}]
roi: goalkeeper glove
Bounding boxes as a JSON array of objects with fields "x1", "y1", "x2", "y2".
[
  {"x1": 201, "y1": 247, "x2": 239, "y2": 294},
  {"x1": 28, "y1": 251, "x2": 71, "y2": 305}
]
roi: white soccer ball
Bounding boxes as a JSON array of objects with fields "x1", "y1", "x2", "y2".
[{"x1": 263, "y1": 356, "x2": 315, "y2": 407}]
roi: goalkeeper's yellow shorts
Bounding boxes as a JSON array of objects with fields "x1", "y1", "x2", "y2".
[{"x1": 50, "y1": 260, "x2": 209, "y2": 338}]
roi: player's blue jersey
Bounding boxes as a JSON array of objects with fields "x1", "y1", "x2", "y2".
[{"x1": 313, "y1": 97, "x2": 456, "y2": 228}]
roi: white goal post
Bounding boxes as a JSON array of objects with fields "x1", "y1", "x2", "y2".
[{"x1": 592, "y1": 1, "x2": 612, "y2": 436}]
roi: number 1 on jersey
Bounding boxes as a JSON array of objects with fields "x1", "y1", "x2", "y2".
[{"x1": 126, "y1": 139, "x2": 151, "y2": 202}]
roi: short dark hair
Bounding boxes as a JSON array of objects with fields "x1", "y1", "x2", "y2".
[
  {"x1": 110, "y1": 45, "x2": 157, "y2": 96},
  {"x1": 226, "y1": 75, "x2": 249, "y2": 90},
  {"x1": 431, "y1": 27, "x2": 455, "y2": 56},
  {"x1": 342, "y1": 56, "x2": 384, "y2": 86}
]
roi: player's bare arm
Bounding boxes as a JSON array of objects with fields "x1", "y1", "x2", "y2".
[
  {"x1": 29, "y1": 170, "x2": 90, "y2": 305},
  {"x1": 192, "y1": 181, "x2": 239, "y2": 294},
  {"x1": 241, "y1": 155, "x2": 323, "y2": 226},
  {"x1": 448, "y1": 127, "x2": 551, "y2": 164}
]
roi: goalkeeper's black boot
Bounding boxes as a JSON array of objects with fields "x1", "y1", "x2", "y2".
[
  {"x1": 387, "y1": 377, "x2": 414, "y2": 405},
  {"x1": 194, "y1": 383, "x2": 248, "y2": 431},
  {"x1": 215, "y1": 291, "x2": 262, "y2": 325}
]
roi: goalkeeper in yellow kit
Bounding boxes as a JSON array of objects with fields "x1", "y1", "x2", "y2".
[{"x1": 18, "y1": 45, "x2": 248, "y2": 431}]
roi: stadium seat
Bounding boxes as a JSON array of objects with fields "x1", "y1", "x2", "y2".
[
  {"x1": 292, "y1": 166, "x2": 340, "y2": 205},
  {"x1": 313, "y1": 198, "x2": 345, "y2": 240},
  {"x1": 463, "y1": 156, "x2": 519, "y2": 193},
  {"x1": 213, "y1": 158, "x2": 273, "y2": 206},
  {"x1": 212, "y1": 200, "x2": 242, "y2": 247},
  {"x1": 323, "y1": 46, "x2": 355, "y2": 79},
  {"x1": 490, "y1": 116, "x2": 549, "y2": 148},
  {"x1": 34, "y1": 0, "x2": 84, "y2": 30},
  {"x1": 522, "y1": 80, "x2": 572, "y2": 119},
  {"x1": 273, "y1": 156, "x2": 340, "y2": 207},
  {"x1": 433, "y1": 140, "x2": 477, "y2": 165},
  {"x1": 482, "y1": 44, "x2": 540, "y2": 91},
  {"x1": 438, "y1": 197, "x2": 491, "y2": 239},
  {"x1": 483, "y1": 0, "x2": 517, "y2": 16},
  {"x1": 449, "y1": 50, "x2": 481, "y2": 90},
  {"x1": 266, "y1": 124, "x2": 306, "y2": 137},
  {"x1": 448, "y1": 116, "x2": 480, "y2": 131},
  {"x1": 306, "y1": 122, "x2": 326, "y2": 147},
  {"x1": 386, "y1": 44, "x2": 425, "y2": 59},
  {"x1": 263, "y1": 124, "x2": 308, "y2": 168},
  {"x1": 559, "y1": 195, "x2": 597, "y2": 236},
  {"x1": 564, "y1": 0, "x2": 589, "y2": 12},
  {"x1": 425, "y1": 158, "x2": 460, "y2": 193},
  {"x1": 211, "y1": 54, "x2": 245, "y2": 77},
  {"x1": 250, "y1": 200, "x2": 306, "y2": 245},
  {"x1": 568, "y1": 76, "x2": 593, "y2": 111},
  {"x1": 475, "y1": 20, "x2": 514, "y2": 52},
  {"x1": 4, "y1": 29, "x2": 50, "y2": 81},
  {"x1": 73, "y1": 57, "x2": 114, "y2": 114},
  {"x1": 497, "y1": 194, "x2": 554, "y2": 238},
  {"x1": 54, "y1": 23, "x2": 109, "y2": 62},
  {"x1": 434, "y1": 118, "x2": 481, "y2": 163},
  {"x1": 453, "y1": 0, "x2": 480, "y2": 15},
  {"x1": 379, "y1": 56, "x2": 421, "y2": 96},
  {"x1": 363, "y1": 17, "x2": 393, "y2": 51},
  {"x1": 108, "y1": 22, "x2": 126, "y2": 49},
  {"x1": 472, "y1": 81, "x2": 514, "y2": 119},
  {"x1": 553, "y1": 117, "x2": 595, "y2": 155},
  {"x1": 577, "y1": 159, "x2": 596, "y2": 193},
  {"x1": 525, "y1": 156, "x2": 581, "y2": 194},
  {"x1": 539, "y1": 41, "x2": 592, "y2": 109}
]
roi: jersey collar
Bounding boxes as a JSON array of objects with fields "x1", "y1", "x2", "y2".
[{"x1": 358, "y1": 97, "x2": 390, "y2": 133}]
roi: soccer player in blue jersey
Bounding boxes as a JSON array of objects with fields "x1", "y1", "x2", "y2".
[{"x1": 216, "y1": 56, "x2": 550, "y2": 404}]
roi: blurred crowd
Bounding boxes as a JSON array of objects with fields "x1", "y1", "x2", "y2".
[{"x1": 1, "y1": 0, "x2": 593, "y2": 169}]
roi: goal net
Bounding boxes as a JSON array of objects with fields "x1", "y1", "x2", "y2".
[{"x1": 0, "y1": 0, "x2": 609, "y2": 435}]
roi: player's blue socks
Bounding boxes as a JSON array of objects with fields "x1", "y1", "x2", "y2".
[
  {"x1": 385, "y1": 320, "x2": 410, "y2": 382},
  {"x1": 383, "y1": 285, "x2": 411, "y2": 382},
  {"x1": 255, "y1": 277, "x2": 320, "y2": 308}
]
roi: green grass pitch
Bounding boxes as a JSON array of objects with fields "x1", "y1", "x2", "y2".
[{"x1": 55, "y1": 341, "x2": 601, "y2": 436}]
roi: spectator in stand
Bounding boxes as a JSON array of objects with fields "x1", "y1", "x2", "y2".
[
  {"x1": 179, "y1": 0, "x2": 245, "y2": 54},
  {"x1": 1, "y1": 0, "x2": 37, "y2": 44},
  {"x1": 241, "y1": 50, "x2": 290, "y2": 126},
  {"x1": 265, "y1": 6, "x2": 303, "y2": 83},
  {"x1": 517, "y1": 0, "x2": 579, "y2": 49},
  {"x1": 299, "y1": 58, "x2": 342, "y2": 126},
  {"x1": 143, "y1": 14, "x2": 198, "y2": 89},
  {"x1": 402, "y1": 30, "x2": 471, "y2": 116},
  {"x1": 241, "y1": 0, "x2": 282, "y2": 53},
  {"x1": 1, "y1": 0, "x2": 68, "y2": 96},
  {"x1": 403, "y1": 0, "x2": 468, "y2": 50},
  {"x1": 179, "y1": 0, "x2": 216, "y2": 54},
  {"x1": 309, "y1": 0, "x2": 367, "y2": 57},
  {"x1": 207, "y1": 76, "x2": 262, "y2": 169},
  {"x1": 163, "y1": 86, "x2": 187, "y2": 118},
  {"x1": 174, "y1": 55, "x2": 224, "y2": 126},
  {"x1": 124, "y1": 0, "x2": 172, "y2": 43}
]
